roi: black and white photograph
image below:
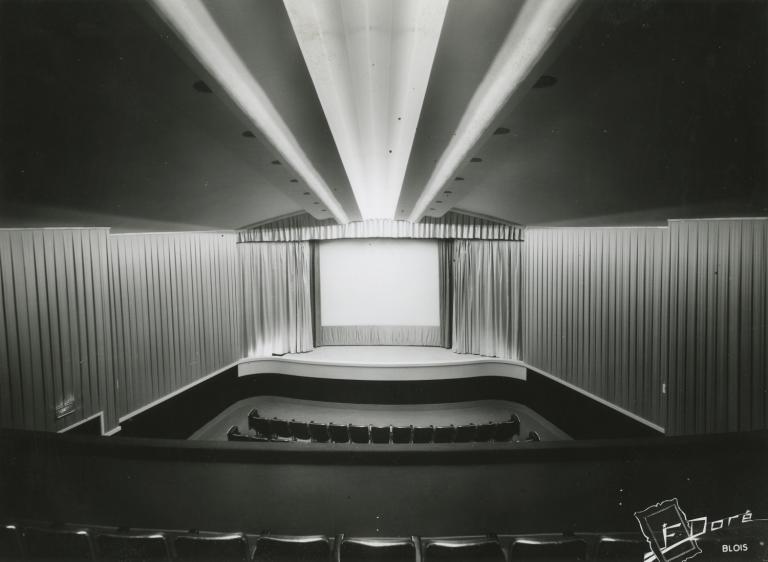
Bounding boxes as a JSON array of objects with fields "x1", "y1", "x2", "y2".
[{"x1": 0, "y1": 0, "x2": 766, "y2": 560}]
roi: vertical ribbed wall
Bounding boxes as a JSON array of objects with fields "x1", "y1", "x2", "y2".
[
  {"x1": 2, "y1": 221, "x2": 765, "y2": 436},
  {"x1": 109, "y1": 232, "x2": 241, "y2": 420},
  {"x1": 0, "y1": 229, "x2": 116, "y2": 431},
  {"x1": 523, "y1": 227, "x2": 670, "y2": 428},
  {"x1": 667, "y1": 219, "x2": 768, "y2": 435}
]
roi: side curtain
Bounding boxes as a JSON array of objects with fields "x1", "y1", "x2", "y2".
[
  {"x1": 240, "y1": 242, "x2": 313, "y2": 356},
  {"x1": 438, "y1": 239, "x2": 453, "y2": 348},
  {"x1": 452, "y1": 240, "x2": 522, "y2": 359}
]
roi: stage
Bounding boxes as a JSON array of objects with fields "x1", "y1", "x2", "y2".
[{"x1": 238, "y1": 346, "x2": 527, "y2": 381}]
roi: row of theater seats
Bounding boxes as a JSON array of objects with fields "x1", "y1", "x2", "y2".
[
  {"x1": 228, "y1": 410, "x2": 541, "y2": 444},
  {"x1": 0, "y1": 522, "x2": 648, "y2": 561}
]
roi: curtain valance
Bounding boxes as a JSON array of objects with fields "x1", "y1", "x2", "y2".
[{"x1": 238, "y1": 211, "x2": 523, "y2": 243}]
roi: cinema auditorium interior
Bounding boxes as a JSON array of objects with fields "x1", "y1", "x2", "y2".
[{"x1": 1, "y1": 0, "x2": 767, "y2": 560}]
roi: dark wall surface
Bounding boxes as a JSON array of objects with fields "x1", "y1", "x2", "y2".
[{"x1": 1, "y1": 428, "x2": 766, "y2": 537}]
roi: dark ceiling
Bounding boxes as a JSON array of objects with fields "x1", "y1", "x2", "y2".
[
  {"x1": 0, "y1": 0, "x2": 356, "y2": 231},
  {"x1": 1, "y1": 0, "x2": 766, "y2": 231},
  {"x1": 449, "y1": 0, "x2": 768, "y2": 225}
]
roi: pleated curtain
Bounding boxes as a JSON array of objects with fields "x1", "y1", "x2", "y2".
[
  {"x1": 238, "y1": 211, "x2": 524, "y2": 242},
  {"x1": 240, "y1": 242, "x2": 314, "y2": 356},
  {"x1": 438, "y1": 240, "x2": 453, "y2": 348},
  {"x1": 452, "y1": 240, "x2": 522, "y2": 359}
]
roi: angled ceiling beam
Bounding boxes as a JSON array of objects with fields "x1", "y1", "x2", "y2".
[
  {"x1": 409, "y1": 0, "x2": 581, "y2": 222},
  {"x1": 284, "y1": 0, "x2": 448, "y2": 220},
  {"x1": 149, "y1": 0, "x2": 351, "y2": 224}
]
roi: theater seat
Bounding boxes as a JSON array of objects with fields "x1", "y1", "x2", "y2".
[
  {"x1": 97, "y1": 531, "x2": 170, "y2": 561},
  {"x1": 309, "y1": 421, "x2": 331, "y2": 443},
  {"x1": 290, "y1": 419, "x2": 311, "y2": 441},
  {"x1": 412, "y1": 426, "x2": 434, "y2": 444},
  {"x1": 254, "y1": 535, "x2": 332, "y2": 562},
  {"x1": 340, "y1": 537, "x2": 418, "y2": 562},
  {"x1": 371, "y1": 425, "x2": 391, "y2": 444},
  {"x1": 174, "y1": 532, "x2": 250, "y2": 560},
  {"x1": 350, "y1": 424, "x2": 371, "y2": 444},
  {"x1": 329, "y1": 423, "x2": 350, "y2": 443},
  {"x1": 526, "y1": 431, "x2": 541, "y2": 442},
  {"x1": 475, "y1": 422, "x2": 497, "y2": 442},
  {"x1": 454, "y1": 424, "x2": 477, "y2": 443},
  {"x1": 228, "y1": 426, "x2": 268, "y2": 442},
  {"x1": 423, "y1": 537, "x2": 506, "y2": 562},
  {"x1": 508, "y1": 537, "x2": 587, "y2": 560},
  {"x1": 391, "y1": 425, "x2": 412, "y2": 444},
  {"x1": 271, "y1": 418, "x2": 292, "y2": 439},
  {"x1": 0, "y1": 524, "x2": 23, "y2": 560},
  {"x1": 249, "y1": 416, "x2": 272, "y2": 438},
  {"x1": 595, "y1": 536, "x2": 647, "y2": 560},
  {"x1": 494, "y1": 420, "x2": 519, "y2": 442},
  {"x1": 433, "y1": 425, "x2": 456, "y2": 443},
  {"x1": 23, "y1": 526, "x2": 95, "y2": 560}
]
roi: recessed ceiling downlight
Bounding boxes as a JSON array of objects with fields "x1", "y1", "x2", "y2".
[
  {"x1": 533, "y1": 75, "x2": 558, "y2": 88},
  {"x1": 192, "y1": 80, "x2": 212, "y2": 93}
]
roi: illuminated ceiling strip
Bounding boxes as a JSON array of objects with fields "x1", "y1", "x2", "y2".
[
  {"x1": 409, "y1": 0, "x2": 581, "y2": 222},
  {"x1": 284, "y1": 0, "x2": 448, "y2": 220},
  {"x1": 149, "y1": 0, "x2": 350, "y2": 224}
]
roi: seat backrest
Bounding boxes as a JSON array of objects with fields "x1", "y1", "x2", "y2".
[
  {"x1": 249, "y1": 416, "x2": 272, "y2": 436},
  {"x1": 433, "y1": 425, "x2": 456, "y2": 443},
  {"x1": 509, "y1": 414, "x2": 521, "y2": 435},
  {"x1": 174, "y1": 532, "x2": 250, "y2": 560},
  {"x1": 412, "y1": 426, "x2": 434, "y2": 444},
  {"x1": 454, "y1": 424, "x2": 477, "y2": 442},
  {"x1": 595, "y1": 536, "x2": 647, "y2": 560},
  {"x1": 97, "y1": 532, "x2": 170, "y2": 561},
  {"x1": 475, "y1": 422, "x2": 497, "y2": 442},
  {"x1": 424, "y1": 538, "x2": 506, "y2": 562},
  {"x1": 23, "y1": 526, "x2": 95, "y2": 560},
  {"x1": 290, "y1": 420, "x2": 311, "y2": 440},
  {"x1": 227, "y1": 426, "x2": 267, "y2": 442},
  {"x1": 329, "y1": 423, "x2": 350, "y2": 443},
  {"x1": 370, "y1": 425, "x2": 391, "y2": 444},
  {"x1": 309, "y1": 422, "x2": 330, "y2": 443},
  {"x1": 349, "y1": 424, "x2": 370, "y2": 444},
  {"x1": 254, "y1": 535, "x2": 331, "y2": 562},
  {"x1": 227, "y1": 425, "x2": 245, "y2": 441},
  {"x1": 340, "y1": 538, "x2": 417, "y2": 562},
  {"x1": 392, "y1": 425, "x2": 413, "y2": 443},
  {"x1": 494, "y1": 421, "x2": 518, "y2": 442},
  {"x1": 271, "y1": 418, "x2": 292, "y2": 439},
  {"x1": 391, "y1": 425, "x2": 412, "y2": 444},
  {"x1": 0, "y1": 524, "x2": 23, "y2": 560},
  {"x1": 526, "y1": 430, "x2": 541, "y2": 442},
  {"x1": 509, "y1": 537, "x2": 587, "y2": 560}
]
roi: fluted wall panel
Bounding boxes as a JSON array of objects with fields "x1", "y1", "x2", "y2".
[
  {"x1": 523, "y1": 227, "x2": 670, "y2": 427},
  {"x1": 0, "y1": 228, "x2": 116, "y2": 431},
  {"x1": 667, "y1": 219, "x2": 768, "y2": 435},
  {"x1": 109, "y1": 232, "x2": 241, "y2": 419}
]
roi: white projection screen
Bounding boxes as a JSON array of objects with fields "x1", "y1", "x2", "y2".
[{"x1": 317, "y1": 239, "x2": 442, "y2": 345}]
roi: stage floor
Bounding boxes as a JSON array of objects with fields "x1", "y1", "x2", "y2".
[
  {"x1": 239, "y1": 346, "x2": 527, "y2": 381},
  {"x1": 280, "y1": 346, "x2": 518, "y2": 365},
  {"x1": 190, "y1": 396, "x2": 572, "y2": 442}
]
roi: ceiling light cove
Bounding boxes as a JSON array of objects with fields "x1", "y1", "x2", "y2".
[
  {"x1": 149, "y1": 0, "x2": 349, "y2": 223},
  {"x1": 409, "y1": 0, "x2": 581, "y2": 222},
  {"x1": 284, "y1": 0, "x2": 449, "y2": 220}
]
